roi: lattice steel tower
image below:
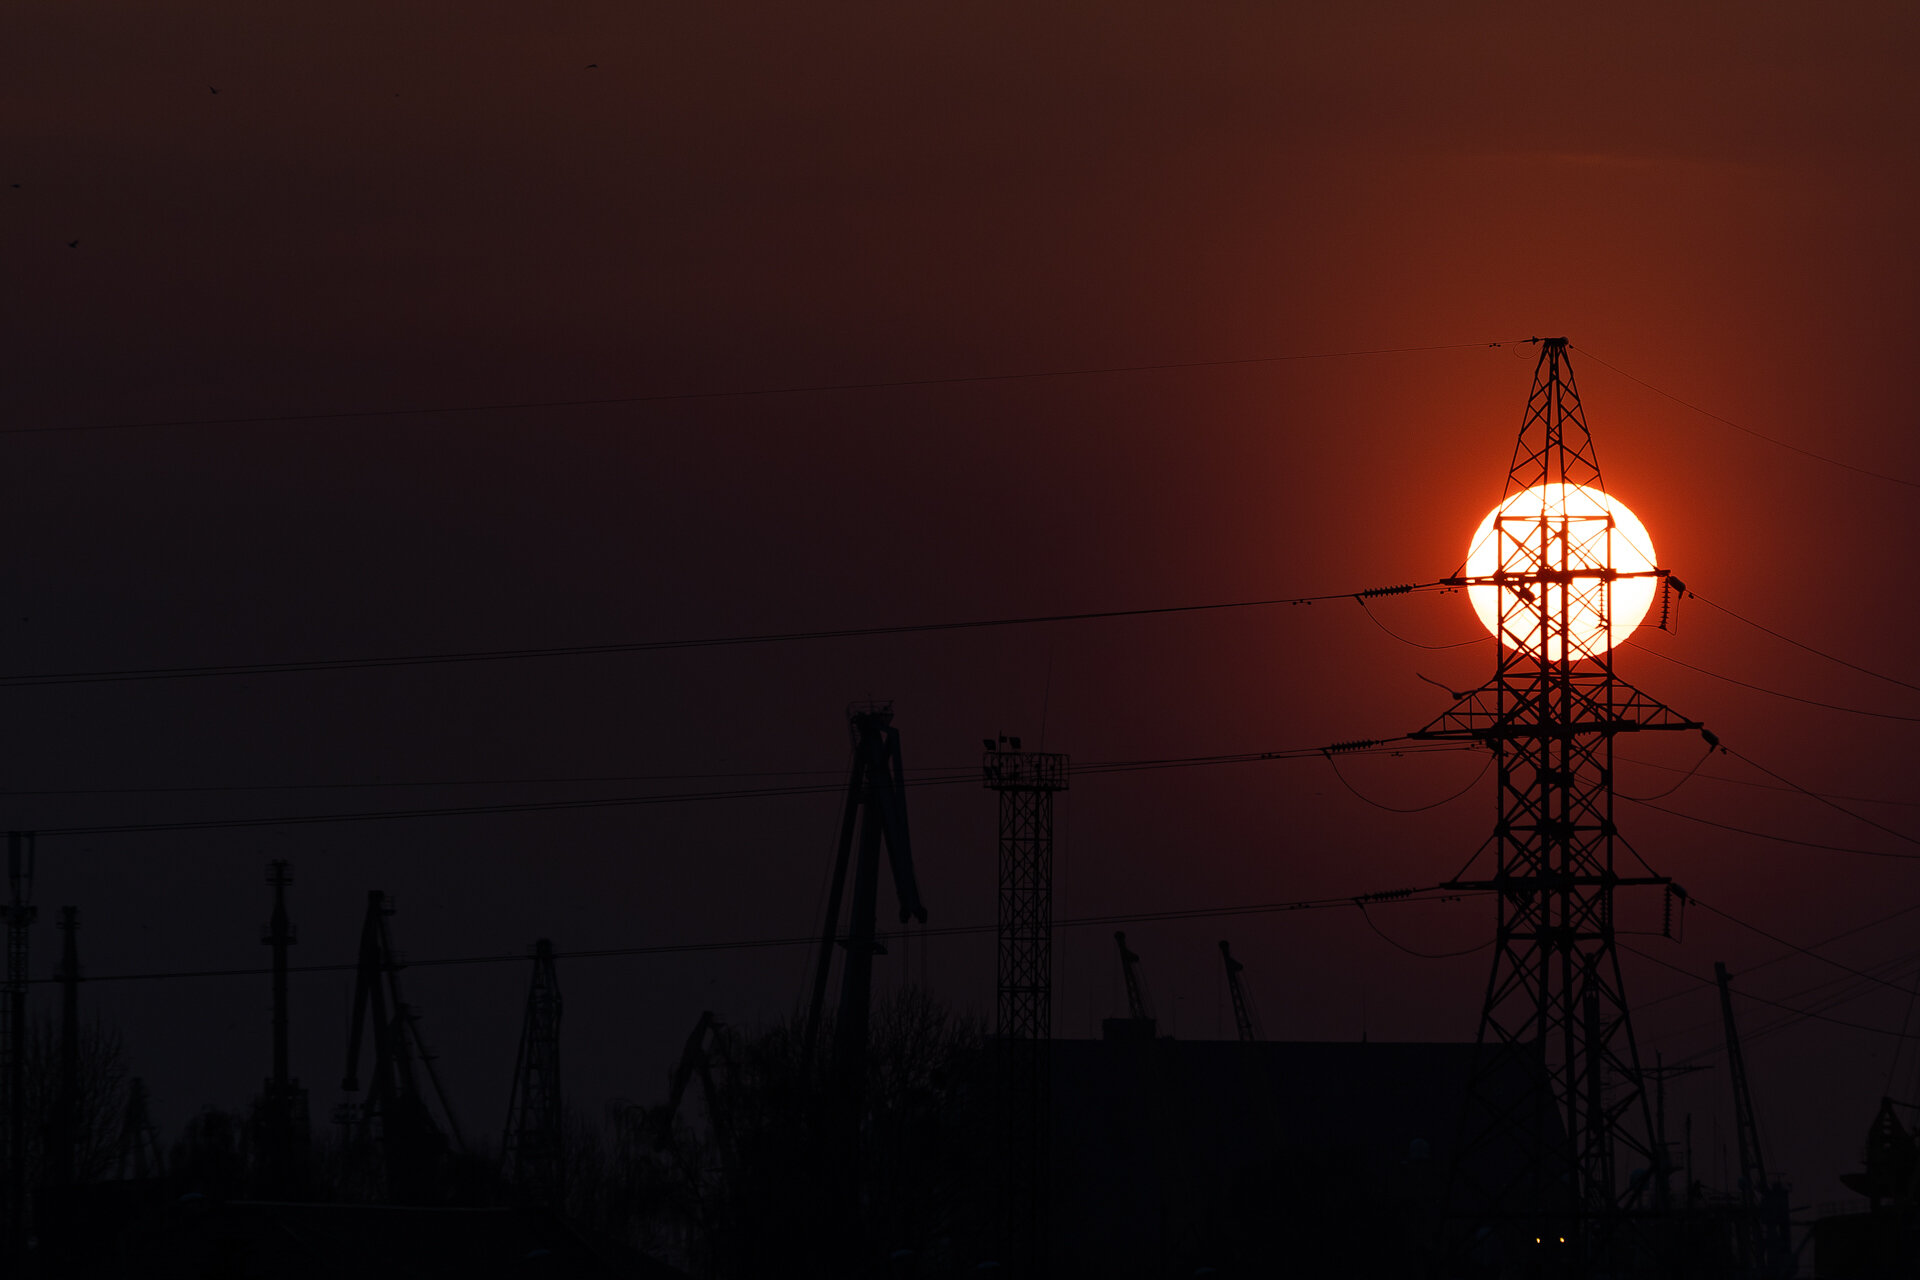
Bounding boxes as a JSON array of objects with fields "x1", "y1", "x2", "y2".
[
  {"x1": 983, "y1": 738, "x2": 1067, "y2": 1277},
  {"x1": 1411, "y1": 339, "x2": 1703, "y2": 1265},
  {"x1": 503, "y1": 938, "x2": 564, "y2": 1205},
  {"x1": 256, "y1": 859, "x2": 310, "y2": 1196},
  {"x1": 2, "y1": 833, "x2": 34, "y2": 1264}
]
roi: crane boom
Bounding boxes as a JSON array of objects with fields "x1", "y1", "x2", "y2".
[
  {"x1": 1717, "y1": 961, "x2": 1791, "y2": 1278},
  {"x1": 1219, "y1": 940, "x2": 1260, "y2": 1043},
  {"x1": 1115, "y1": 931, "x2": 1151, "y2": 1022}
]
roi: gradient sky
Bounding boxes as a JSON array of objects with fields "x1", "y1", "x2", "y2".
[{"x1": 5, "y1": 1, "x2": 1919, "y2": 1204}]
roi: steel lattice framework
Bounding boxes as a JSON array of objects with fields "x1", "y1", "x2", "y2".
[
  {"x1": 502, "y1": 938, "x2": 564, "y2": 1205},
  {"x1": 1412, "y1": 339, "x2": 1704, "y2": 1264},
  {"x1": 984, "y1": 747, "x2": 1067, "y2": 1278},
  {"x1": 2, "y1": 833, "x2": 34, "y2": 1265}
]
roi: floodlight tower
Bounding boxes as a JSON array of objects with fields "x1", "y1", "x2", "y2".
[
  {"x1": 983, "y1": 735, "x2": 1067, "y2": 1277},
  {"x1": 1411, "y1": 339, "x2": 1704, "y2": 1265}
]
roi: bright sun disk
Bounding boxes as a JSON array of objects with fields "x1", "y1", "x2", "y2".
[{"x1": 1464, "y1": 483, "x2": 1658, "y2": 660}]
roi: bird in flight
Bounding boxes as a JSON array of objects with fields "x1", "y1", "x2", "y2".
[
  {"x1": 66, "y1": 240, "x2": 79, "y2": 248},
  {"x1": 209, "y1": 86, "x2": 220, "y2": 94},
  {"x1": 584, "y1": 63, "x2": 598, "y2": 69}
]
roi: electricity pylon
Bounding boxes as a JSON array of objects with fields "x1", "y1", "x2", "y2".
[
  {"x1": 502, "y1": 938, "x2": 564, "y2": 1205},
  {"x1": 2, "y1": 833, "x2": 34, "y2": 1264},
  {"x1": 256, "y1": 860, "x2": 310, "y2": 1197},
  {"x1": 1411, "y1": 339, "x2": 1707, "y2": 1267}
]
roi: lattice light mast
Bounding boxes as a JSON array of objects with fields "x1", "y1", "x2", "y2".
[
  {"x1": 983, "y1": 737, "x2": 1067, "y2": 1277},
  {"x1": 1410, "y1": 339, "x2": 1705, "y2": 1261}
]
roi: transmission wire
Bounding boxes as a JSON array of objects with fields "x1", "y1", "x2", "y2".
[
  {"x1": 1571, "y1": 344, "x2": 1920, "y2": 491},
  {"x1": 0, "y1": 338, "x2": 1531, "y2": 438}
]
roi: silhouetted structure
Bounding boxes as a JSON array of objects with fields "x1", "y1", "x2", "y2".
[
  {"x1": 52, "y1": 1200, "x2": 685, "y2": 1280},
  {"x1": 54, "y1": 906, "x2": 81, "y2": 1189},
  {"x1": 2, "y1": 831, "x2": 34, "y2": 1262},
  {"x1": 1218, "y1": 940, "x2": 1261, "y2": 1044},
  {"x1": 1410, "y1": 339, "x2": 1706, "y2": 1266},
  {"x1": 1820, "y1": 1097, "x2": 1920, "y2": 1276},
  {"x1": 115, "y1": 1078, "x2": 162, "y2": 1180},
  {"x1": 801, "y1": 702, "x2": 927, "y2": 1268},
  {"x1": 984, "y1": 735, "x2": 1067, "y2": 1276},
  {"x1": 253, "y1": 859, "x2": 309, "y2": 1196},
  {"x1": 502, "y1": 937, "x2": 564, "y2": 1205},
  {"x1": 1051, "y1": 1034, "x2": 1541, "y2": 1277},
  {"x1": 1715, "y1": 962, "x2": 1792, "y2": 1278},
  {"x1": 1104, "y1": 930, "x2": 1157, "y2": 1042},
  {"x1": 651, "y1": 1008, "x2": 726, "y2": 1172},
  {"x1": 1642, "y1": 1052, "x2": 1707, "y2": 1215},
  {"x1": 1405, "y1": 339, "x2": 1704, "y2": 1274},
  {"x1": 339, "y1": 890, "x2": 468, "y2": 1202}
]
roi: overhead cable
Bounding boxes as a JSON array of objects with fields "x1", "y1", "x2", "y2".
[
  {"x1": 0, "y1": 339, "x2": 1530, "y2": 438},
  {"x1": 1689, "y1": 895, "x2": 1920, "y2": 1000},
  {"x1": 1621, "y1": 942, "x2": 1920, "y2": 1041},
  {"x1": 1571, "y1": 344, "x2": 1920, "y2": 491},
  {"x1": 1688, "y1": 591, "x2": 1920, "y2": 696},
  {"x1": 1622, "y1": 797, "x2": 1920, "y2": 862},
  {"x1": 1634, "y1": 900, "x2": 1920, "y2": 1013},
  {"x1": 21, "y1": 739, "x2": 1455, "y2": 838},
  {"x1": 32, "y1": 883, "x2": 1484, "y2": 985},
  {"x1": 0, "y1": 584, "x2": 1447, "y2": 689},
  {"x1": 1626, "y1": 641, "x2": 1920, "y2": 722}
]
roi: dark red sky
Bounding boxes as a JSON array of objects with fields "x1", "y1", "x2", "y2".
[{"x1": 5, "y1": 1, "x2": 1918, "y2": 1203}]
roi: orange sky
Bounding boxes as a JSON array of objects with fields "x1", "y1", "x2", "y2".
[{"x1": 3, "y1": 0, "x2": 1917, "y2": 1202}]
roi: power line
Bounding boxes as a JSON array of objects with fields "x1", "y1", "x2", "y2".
[
  {"x1": 1354, "y1": 898, "x2": 1490, "y2": 959},
  {"x1": 1615, "y1": 751, "x2": 1920, "y2": 809},
  {"x1": 1615, "y1": 743, "x2": 1715, "y2": 803},
  {"x1": 1354, "y1": 596, "x2": 1488, "y2": 651},
  {"x1": 1635, "y1": 900, "x2": 1920, "y2": 1013},
  {"x1": 1627, "y1": 640, "x2": 1920, "y2": 722},
  {"x1": 1656, "y1": 949, "x2": 1920, "y2": 1065},
  {"x1": 1571, "y1": 344, "x2": 1920, "y2": 491},
  {"x1": 1689, "y1": 895, "x2": 1920, "y2": 1001},
  {"x1": 1323, "y1": 749, "x2": 1493, "y2": 813},
  {"x1": 1622, "y1": 942, "x2": 1920, "y2": 1042},
  {"x1": 0, "y1": 768, "x2": 862, "y2": 797},
  {"x1": 21, "y1": 739, "x2": 1457, "y2": 837},
  {"x1": 1719, "y1": 744, "x2": 1920, "y2": 850},
  {"x1": 33, "y1": 884, "x2": 1485, "y2": 985},
  {"x1": 30, "y1": 775, "x2": 959, "y2": 837},
  {"x1": 0, "y1": 339, "x2": 1529, "y2": 438},
  {"x1": 1622, "y1": 796, "x2": 1920, "y2": 862},
  {"x1": 0, "y1": 583, "x2": 1446, "y2": 689},
  {"x1": 1688, "y1": 591, "x2": 1920, "y2": 697},
  {"x1": 0, "y1": 743, "x2": 1480, "y2": 800}
]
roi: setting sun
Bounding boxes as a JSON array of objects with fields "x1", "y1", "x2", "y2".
[{"x1": 1464, "y1": 483, "x2": 1659, "y2": 660}]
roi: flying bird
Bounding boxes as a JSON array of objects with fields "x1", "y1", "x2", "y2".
[
  {"x1": 66, "y1": 240, "x2": 78, "y2": 248},
  {"x1": 584, "y1": 63, "x2": 598, "y2": 69},
  {"x1": 208, "y1": 86, "x2": 219, "y2": 94}
]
